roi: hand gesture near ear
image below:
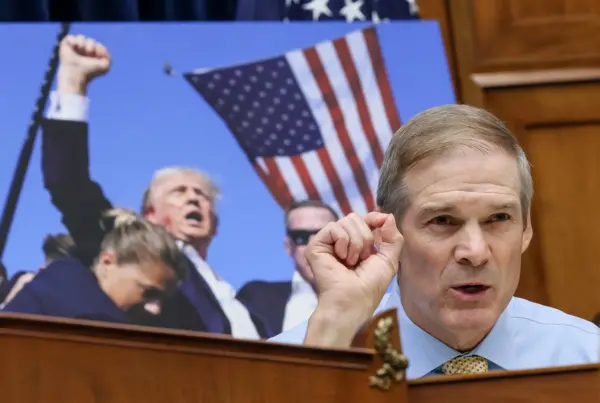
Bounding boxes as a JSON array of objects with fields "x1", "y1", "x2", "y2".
[{"x1": 304, "y1": 212, "x2": 404, "y2": 347}]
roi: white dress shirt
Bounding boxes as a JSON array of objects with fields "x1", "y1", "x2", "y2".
[
  {"x1": 272, "y1": 279, "x2": 600, "y2": 378},
  {"x1": 46, "y1": 91, "x2": 260, "y2": 340},
  {"x1": 181, "y1": 243, "x2": 260, "y2": 339},
  {"x1": 282, "y1": 271, "x2": 318, "y2": 332}
]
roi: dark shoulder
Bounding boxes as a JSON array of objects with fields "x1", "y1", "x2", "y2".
[
  {"x1": 237, "y1": 280, "x2": 291, "y2": 296},
  {"x1": 30, "y1": 258, "x2": 88, "y2": 287}
]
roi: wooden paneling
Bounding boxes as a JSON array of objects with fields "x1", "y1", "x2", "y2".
[
  {"x1": 478, "y1": 73, "x2": 600, "y2": 320},
  {"x1": 453, "y1": 0, "x2": 600, "y2": 73},
  {"x1": 417, "y1": 0, "x2": 600, "y2": 320}
]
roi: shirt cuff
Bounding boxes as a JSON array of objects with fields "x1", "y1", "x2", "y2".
[{"x1": 46, "y1": 91, "x2": 90, "y2": 122}]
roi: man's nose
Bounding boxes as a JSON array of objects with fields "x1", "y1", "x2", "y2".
[
  {"x1": 144, "y1": 300, "x2": 162, "y2": 316},
  {"x1": 453, "y1": 223, "x2": 489, "y2": 267}
]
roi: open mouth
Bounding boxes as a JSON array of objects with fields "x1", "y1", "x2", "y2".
[
  {"x1": 453, "y1": 284, "x2": 489, "y2": 293},
  {"x1": 451, "y1": 284, "x2": 490, "y2": 300},
  {"x1": 185, "y1": 211, "x2": 203, "y2": 224}
]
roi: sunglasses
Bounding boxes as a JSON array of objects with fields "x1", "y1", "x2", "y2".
[{"x1": 287, "y1": 229, "x2": 320, "y2": 246}]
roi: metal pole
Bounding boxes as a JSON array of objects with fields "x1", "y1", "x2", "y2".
[{"x1": 0, "y1": 22, "x2": 72, "y2": 259}]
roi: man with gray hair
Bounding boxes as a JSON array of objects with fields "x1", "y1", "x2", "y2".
[
  {"x1": 40, "y1": 34, "x2": 265, "y2": 339},
  {"x1": 272, "y1": 104, "x2": 599, "y2": 377}
]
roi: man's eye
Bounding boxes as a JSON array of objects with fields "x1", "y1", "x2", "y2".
[
  {"x1": 430, "y1": 215, "x2": 453, "y2": 225},
  {"x1": 490, "y1": 213, "x2": 511, "y2": 222}
]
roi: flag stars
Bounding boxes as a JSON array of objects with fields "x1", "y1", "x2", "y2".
[
  {"x1": 192, "y1": 56, "x2": 324, "y2": 158},
  {"x1": 340, "y1": 0, "x2": 365, "y2": 22},
  {"x1": 302, "y1": 0, "x2": 333, "y2": 20}
]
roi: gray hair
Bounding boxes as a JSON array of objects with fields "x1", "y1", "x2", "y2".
[
  {"x1": 376, "y1": 104, "x2": 533, "y2": 224},
  {"x1": 141, "y1": 166, "x2": 221, "y2": 214}
]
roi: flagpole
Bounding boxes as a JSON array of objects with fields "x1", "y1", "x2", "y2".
[{"x1": 0, "y1": 22, "x2": 72, "y2": 259}]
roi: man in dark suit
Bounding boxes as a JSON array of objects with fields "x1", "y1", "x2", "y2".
[
  {"x1": 0, "y1": 233, "x2": 75, "y2": 306},
  {"x1": 237, "y1": 200, "x2": 338, "y2": 337},
  {"x1": 41, "y1": 34, "x2": 265, "y2": 339}
]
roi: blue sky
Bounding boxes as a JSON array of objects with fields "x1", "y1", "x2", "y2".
[{"x1": 0, "y1": 22, "x2": 454, "y2": 288}]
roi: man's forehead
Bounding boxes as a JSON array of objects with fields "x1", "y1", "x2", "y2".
[
  {"x1": 288, "y1": 206, "x2": 336, "y2": 226},
  {"x1": 404, "y1": 148, "x2": 521, "y2": 208},
  {"x1": 153, "y1": 172, "x2": 209, "y2": 192}
]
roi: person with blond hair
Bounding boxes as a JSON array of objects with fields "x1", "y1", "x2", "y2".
[
  {"x1": 41, "y1": 34, "x2": 266, "y2": 337},
  {"x1": 2, "y1": 209, "x2": 188, "y2": 323},
  {"x1": 272, "y1": 104, "x2": 599, "y2": 377}
]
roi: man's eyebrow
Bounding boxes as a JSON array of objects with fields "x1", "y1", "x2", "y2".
[
  {"x1": 418, "y1": 205, "x2": 455, "y2": 216},
  {"x1": 418, "y1": 202, "x2": 519, "y2": 216},
  {"x1": 491, "y1": 202, "x2": 519, "y2": 210}
]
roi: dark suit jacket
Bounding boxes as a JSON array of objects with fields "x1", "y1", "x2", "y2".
[
  {"x1": 41, "y1": 118, "x2": 231, "y2": 334},
  {"x1": 0, "y1": 270, "x2": 31, "y2": 303},
  {"x1": 2, "y1": 258, "x2": 126, "y2": 322},
  {"x1": 237, "y1": 280, "x2": 292, "y2": 338}
]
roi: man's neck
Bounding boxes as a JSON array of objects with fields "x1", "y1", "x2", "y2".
[
  {"x1": 400, "y1": 295, "x2": 492, "y2": 352},
  {"x1": 187, "y1": 241, "x2": 209, "y2": 260}
]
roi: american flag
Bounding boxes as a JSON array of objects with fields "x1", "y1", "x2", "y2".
[
  {"x1": 185, "y1": 26, "x2": 400, "y2": 216},
  {"x1": 285, "y1": 0, "x2": 419, "y2": 22}
]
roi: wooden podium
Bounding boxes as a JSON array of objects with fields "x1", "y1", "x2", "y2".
[{"x1": 0, "y1": 310, "x2": 598, "y2": 403}]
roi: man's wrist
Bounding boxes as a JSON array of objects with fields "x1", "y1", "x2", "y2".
[
  {"x1": 304, "y1": 305, "x2": 366, "y2": 348},
  {"x1": 57, "y1": 67, "x2": 89, "y2": 96}
]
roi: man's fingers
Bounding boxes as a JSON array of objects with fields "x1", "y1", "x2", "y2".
[
  {"x1": 62, "y1": 35, "x2": 75, "y2": 46},
  {"x1": 347, "y1": 213, "x2": 375, "y2": 262},
  {"x1": 95, "y1": 42, "x2": 109, "y2": 59},
  {"x1": 364, "y1": 211, "x2": 392, "y2": 229},
  {"x1": 313, "y1": 222, "x2": 350, "y2": 261},
  {"x1": 338, "y1": 215, "x2": 364, "y2": 266},
  {"x1": 377, "y1": 214, "x2": 404, "y2": 266},
  {"x1": 83, "y1": 37, "x2": 96, "y2": 54}
]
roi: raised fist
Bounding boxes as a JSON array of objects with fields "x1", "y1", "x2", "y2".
[
  {"x1": 57, "y1": 35, "x2": 111, "y2": 94},
  {"x1": 303, "y1": 212, "x2": 403, "y2": 346}
]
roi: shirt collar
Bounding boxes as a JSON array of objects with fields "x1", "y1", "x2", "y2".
[
  {"x1": 291, "y1": 271, "x2": 316, "y2": 296},
  {"x1": 382, "y1": 279, "x2": 517, "y2": 378}
]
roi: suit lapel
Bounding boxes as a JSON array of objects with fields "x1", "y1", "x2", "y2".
[{"x1": 181, "y1": 257, "x2": 231, "y2": 334}]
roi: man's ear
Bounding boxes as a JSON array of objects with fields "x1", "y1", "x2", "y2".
[
  {"x1": 99, "y1": 250, "x2": 117, "y2": 267},
  {"x1": 284, "y1": 236, "x2": 293, "y2": 257},
  {"x1": 211, "y1": 212, "x2": 219, "y2": 237},
  {"x1": 143, "y1": 206, "x2": 158, "y2": 224},
  {"x1": 522, "y1": 210, "x2": 533, "y2": 253}
]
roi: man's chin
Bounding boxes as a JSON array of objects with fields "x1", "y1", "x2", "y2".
[
  {"x1": 179, "y1": 229, "x2": 211, "y2": 243},
  {"x1": 441, "y1": 305, "x2": 500, "y2": 331}
]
